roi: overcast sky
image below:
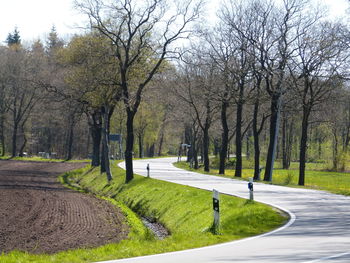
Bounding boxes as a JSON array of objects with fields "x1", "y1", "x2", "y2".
[{"x1": 0, "y1": 0, "x2": 348, "y2": 45}]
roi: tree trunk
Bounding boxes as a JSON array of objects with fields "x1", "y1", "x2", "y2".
[
  {"x1": 148, "y1": 143, "x2": 155, "y2": 157},
  {"x1": 101, "y1": 142, "x2": 106, "y2": 173},
  {"x1": 286, "y1": 119, "x2": 294, "y2": 168},
  {"x1": 213, "y1": 138, "x2": 220, "y2": 156},
  {"x1": 253, "y1": 100, "x2": 261, "y2": 180},
  {"x1": 203, "y1": 126, "x2": 210, "y2": 172},
  {"x1": 282, "y1": 114, "x2": 289, "y2": 169},
  {"x1": 66, "y1": 119, "x2": 74, "y2": 161},
  {"x1": 19, "y1": 124, "x2": 27, "y2": 157},
  {"x1": 138, "y1": 133, "x2": 143, "y2": 158},
  {"x1": 102, "y1": 105, "x2": 112, "y2": 182},
  {"x1": 298, "y1": 106, "x2": 311, "y2": 186},
  {"x1": 0, "y1": 115, "x2": 5, "y2": 156},
  {"x1": 11, "y1": 122, "x2": 18, "y2": 158},
  {"x1": 264, "y1": 93, "x2": 282, "y2": 182},
  {"x1": 158, "y1": 131, "x2": 164, "y2": 156},
  {"x1": 125, "y1": 109, "x2": 135, "y2": 183},
  {"x1": 192, "y1": 135, "x2": 199, "y2": 169},
  {"x1": 332, "y1": 128, "x2": 339, "y2": 171},
  {"x1": 345, "y1": 101, "x2": 350, "y2": 151},
  {"x1": 89, "y1": 112, "x2": 102, "y2": 167},
  {"x1": 246, "y1": 131, "x2": 251, "y2": 160},
  {"x1": 235, "y1": 102, "x2": 243, "y2": 177},
  {"x1": 91, "y1": 126, "x2": 101, "y2": 167},
  {"x1": 219, "y1": 99, "x2": 229, "y2": 175}
]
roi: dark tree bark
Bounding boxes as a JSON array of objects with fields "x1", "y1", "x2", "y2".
[
  {"x1": 158, "y1": 132, "x2": 164, "y2": 156},
  {"x1": 282, "y1": 114, "x2": 287, "y2": 169},
  {"x1": 213, "y1": 138, "x2": 220, "y2": 156},
  {"x1": 219, "y1": 98, "x2": 229, "y2": 174},
  {"x1": 235, "y1": 101, "x2": 243, "y2": 177},
  {"x1": 0, "y1": 120, "x2": 4, "y2": 156},
  {"x1": 125, "y1": 109, "x2": 135, "y2": 183},
  {"x1": 87, "y1": 110, "x2": 102, "y2": 167},
  {"x1": 101, "y1": 105, "x2": 112, "y2": 182},
  {"x1": 66, "y1": 117, "x2": 75, "y2": 161},
  {"x1": 345, "y1": 100, "x2": 350, "y2": 151},
  {"x1": 148, "y1": 143, "x2": 155, "y2": 157},
  {"x1": 252, "y1": 100, "x2": 261, "y2": 180},
  {"x1": 18, "y1": 123, "x2": 27, "y2": 157},
  {"x1": 11, "y1": 122, "x2": 18, "y2": 157},
  {"x1": 192, "y1": 133, "x2": 199, "y2": 169},
  {"x1": 332, "y1": 127, "x2": 339, "y2": 171},
  {"x1": 138, "y1": 133, "x2": 143, "y2": 158},
  {"x1": 264, "y1": 93, "x2": 282, "y2": 182},
  {"x1": 282, "y1": 112, "x2": 293, "y2": 170},
  {"x1": 203, "y1": 125, "x2": 210, "y2": 172},
  {"x1": 298, "y1": 105, "x2": 311, "y2": 186}
]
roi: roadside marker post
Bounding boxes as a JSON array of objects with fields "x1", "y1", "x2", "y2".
[
  {"x1": 147, "y1": 163, "x2": 150, "y2": 178},
  {"x1": 248, "y1": 178, "x2": 254, "y2": 201},
  {"x1": 213, "y1": 189, "x2": 220, "y2": 233}
]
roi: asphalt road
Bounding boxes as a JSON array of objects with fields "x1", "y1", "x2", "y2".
[{"x1": 97, "y1": 157, "x2": 350, "y2": 263}]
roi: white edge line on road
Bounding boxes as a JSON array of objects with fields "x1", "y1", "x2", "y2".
[
  {"x1": 95, "y1": 161, "x2": 297, "y2": 263},
  {"x1": 302, "y1": 252, "x2": 350, "y2": 263}
]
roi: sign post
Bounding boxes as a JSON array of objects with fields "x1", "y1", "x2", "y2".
[
  {"x1": 248, "y1": 178, "x2": 254, "y2": 201},
  {"x1": 212, "y1": 189, "x2": 220, "y2": 233},
  {"x1": 147, "y1": 163, "x2": 150, "y2": 178},
  {"x1": 109, "y1": 134, "x2": 122, "y2": 159}
]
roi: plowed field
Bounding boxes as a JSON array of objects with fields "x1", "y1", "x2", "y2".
[{"x1": 0, "y1": 160, "x2": 128, "y2": 254}]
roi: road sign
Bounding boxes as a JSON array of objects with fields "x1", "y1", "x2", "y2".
[{"x1": 109, "y1": 134, "x2": 122, "y2": 142}]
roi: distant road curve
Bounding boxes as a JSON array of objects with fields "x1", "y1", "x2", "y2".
[{"x1": 97, "y1": 157, "x2": 350, "y2": 263}]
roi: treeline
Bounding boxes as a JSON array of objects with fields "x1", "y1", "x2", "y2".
[{"x1": 0, "y1": 0, "x2": 349, "y2": 186}]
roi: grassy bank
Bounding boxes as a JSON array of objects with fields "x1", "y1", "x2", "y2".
[
  {"x1": 174, "y1": 161, "x2": 350, "y2": 196},
  {"x1": 0, "y1": 161, "x2": 287, "y2": 263}
]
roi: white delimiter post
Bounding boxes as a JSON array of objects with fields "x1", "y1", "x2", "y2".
[
  {"x1": 248, "y1": 177, "x2": 254, "y2": 201},
  {"x1": 213, "y1": 189, "x2": 220, "y2": 231}
]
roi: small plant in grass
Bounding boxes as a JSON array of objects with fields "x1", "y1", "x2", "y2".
[
  {"x1": 283, "y1": 172, "x2": 294, "y2": 185},
  {"x1": 211, "y1": 156, "x2": 236, "y2": 169}
]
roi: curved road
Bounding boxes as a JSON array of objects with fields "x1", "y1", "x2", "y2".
[{"x1": 98, "y1": 157, "x2": 350, "y2": 263}]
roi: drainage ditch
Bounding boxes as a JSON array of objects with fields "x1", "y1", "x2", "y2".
[{"x1": 141, "y1": 217, "x2": 169, "y2": 239}]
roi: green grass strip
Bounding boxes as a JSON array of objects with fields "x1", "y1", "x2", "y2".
[
  {"x1": 174, "y1": 161, "x2": 350, "y2": 196},
  {"x1": 0, "y1": 161, "x2": 287, "y2": 263}
]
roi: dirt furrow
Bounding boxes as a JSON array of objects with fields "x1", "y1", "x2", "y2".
[{"x1": 0, "y1": 160, "x2": 129, "y2": 254}]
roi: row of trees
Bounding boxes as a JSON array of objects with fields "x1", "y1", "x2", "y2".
[
  {"x1": 0, "y1": 0, "x2": 349, "y2": 186},
  {"x1": 169, "y1": 0, "x2": 350, "y2": 186}
]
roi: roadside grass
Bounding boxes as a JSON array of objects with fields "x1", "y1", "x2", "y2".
[
  {"x1": 0, "y1": 155, "x2": 89, "y2": 163},
  {"x1": 0, "y1": 161, "x2": 287, "y2": 263},
  {"x1": 174, "y1": 161, "x2": 350, "y2": 196},
  {"x1": 230, "y1": 158, "x2": 335, "y2": 171}
]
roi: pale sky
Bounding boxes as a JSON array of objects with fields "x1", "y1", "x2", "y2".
[{"x1": 0, "y1": 0, "x2": 348, "y2": 45}]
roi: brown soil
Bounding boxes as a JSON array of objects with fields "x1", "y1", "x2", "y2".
[{"x1": 0, "y1": 160, "x2": 129, "y2": 254}]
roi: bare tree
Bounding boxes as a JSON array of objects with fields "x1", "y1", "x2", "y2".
[
  {"x1": 290, "y1": 19, "x2": 348, "y2": 185},
  {"x1": 3, "y1": 44, "x2": 45, "y2": 157},
  {"x1": 173, "y1": 52, "x2": 220, "y2": 172},
  {"x1": 76, "y1": 0, "x2": 202, "y2": 182}
]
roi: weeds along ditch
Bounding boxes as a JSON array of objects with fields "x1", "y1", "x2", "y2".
[{"x1": 0, "y1": 161, "x2": 287, "y2": 263}]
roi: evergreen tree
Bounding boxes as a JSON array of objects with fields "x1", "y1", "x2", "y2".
[
  {"x1": 6, "y1": 28, "x2": 21, "y2": 46},
  {"x1": 46, "y1": 25, "x2": 63, "y2": 53}
]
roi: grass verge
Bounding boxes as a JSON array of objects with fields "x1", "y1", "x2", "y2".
[
  {"x1": 174, "y1": 161, "x2": 350, "y2": 196},
  {"x1": 0, "y1": 161, "x2": 287, "y2": 263}
]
